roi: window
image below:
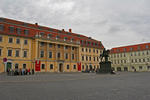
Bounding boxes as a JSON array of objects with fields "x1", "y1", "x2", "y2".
[
  {"x1": 40, "y1": 32, "x2": 44, "y2": 37},
  {"x1": 49, "y1": 43, "x2": 53, "y2": 48},
  {"x1": 16, "y1": 38, "x2": 20, "y2": 44},
  {"x1": 138, "y1": 52, "x2": 141, "y2": 56},
  {"x1": 146, "y1": 45, "x2": 149, "y2": 49},
  {"x1": 65, "y1": 46, "x2": 68, "y2": 49},
  {"x1": 50, "y1": 64, "x2": 53, "y2": 69},
  {"x1": 9, "y1": 26, "x2": 14, "y2": 33},
  {"x1": 65, "y1": 53, "x2": 68, "y2": 59},
  {"x1": 40, "y1": 51, "x2": 44, "y2": 58},
  {"x1": 134, "y1": 52, "x2": 136, "y2": 56},
  {"x1": 139, "y1": 59, "x2": 141, "y2": 62},
  {"x1": 48, "y1": 34, "x2": 52, "y2": 38},
  {"x1": 82, "y1": 56, "x2": 84, "y2": 61},
  {"x1": 15, "y1": 64, "x2": 19, "y2": 69},
  {"x1": 24, "y1": 40, "x2": 28, "y2": 45},
  {"x1": 132, "y1": 66, "x2": 135, "y2": 69},
  {"x1": 146, "y1": 51, "x2": 149, "y2": 55},
  {"x1": 16, "y1": 28, "x2": 21, "y2": 34},
  {"x1": 67, "y1": 65, "x2": 69, "y2": 69},
  {"x1": 142, "y1": 51, "x2": 145, "y2": 55},
  {"x1": 89, "y1": 56, "x2": 91, "y2": 61},
  {"x1": 86, "y1": 56, "x2": 88, "y2": 61},
  {"x1": 139, "y1": 66, "x2": 142, "y2": 70},
  {"x1": 73, "y1": 65, "x2": 76, "y2": 69},
  {"x1": 124, "y1": 53, "x2": 126, "y2": 57},
  {"x1": 8, "y1": 50, "x2": 12, "y2": 56},
  {"x1": 24, "y1": 30, "x2": 29, "y2": 35},
  {"x1": 49, "y1": 52, "x2": 52, "y2": 58},
  {"x1": 56, "y1": 36, "x2": 60, "y2": 40},
  {"x1": 64, "y1": 37, "x2": 68, "y2": 41},
  {"x1": 15, "y1": 50, "x2": 19, "y2": 57},
  {"x1": 23, "y1": 51, "x2": 27, "y2": 57},
  {"x1": 86, "y1": 48, "x2": 88, "y2": 52},
  {"x1": 0, "y1": 36, "x2": 2, "y2": 42},
  {"x1": 42, "y1": 64, "x2": 45, "y2": 69},
  {"x1": 147, "y1": 66, "x2": 150, "y2": 70},
  {"x1": 57, "y1": 52, "x2": 60, "y2": 58},
  {"x1": 71, "y1": 38, "x2": 74, "y2": 42},
  {"x1": 94, "y1": 57, "x2": 95, "y2": 61},
  {"x1": 135, "y1": 59, "x2": 137, "y2": 63},
  {"x1": 57, "y1": 44, "x2": 60, "y2": 48},
  {"x1": 89, "y1": 49, "x2": 91, "y2": 52},
  {"x1": 97, "y1": 50, "x2": 98, "y2": 53},
  {"x1": 147, "y1": 58, "x2": 150, "y2": 62},
  {"x1": 123, "y1": 48, "x2": 126, "y2": 52},
  {"x1": 0, "y1": 24, "x2": 4, "y2": 31},
  {"x1": 138, "y1": 46, "x2": 140, "y2": 50},
  {"x1": 8, "y1": 37, "x2": 13, "y2": 43},
  {"x1": 97, "y1": 57, "x2": 99, "y2": 61},
  {"x1": 72, "y1": 47, "x2": 75, "y2": 50},
  {"x1": 72, "y1": 54, "x2": 75, "y2": 60},
  {"x1": 93, "y1": 49, "x2": 95, "y2": 53},
  {"x1": 120, "y1": 54, "x2": 122, "y2": 57},
  {"x1": 131, "y1": 59, "x2": 134, "y2": 63},
  {"x1": 0, "y1": 48, "x2": 1, "y2": 56},
  {"x1": 40, "y1": 42, "x2": 44, "y2": 46},
  {"x1": 143, "y1": 58, "x2": 145, "y2": 62},
  {"x1": 23, "y1": 64, "x2": 26, "y2": 69},
  {"x1": 82, "y1": 48, "x2": 84, "y2": 52},
  {"x1": 130, "y1": 53, "x2": 133, "y2": 56},
  {"x1": 130, "y1": 48, "x2": 133, "y2": 51},
  {"x1": 82, "y1": 65, "x2": 84, "y2": 70}
]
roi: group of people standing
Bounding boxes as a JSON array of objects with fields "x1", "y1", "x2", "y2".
[{"x1": 7, "y1": 68, "x2": 34, "y2": 76}]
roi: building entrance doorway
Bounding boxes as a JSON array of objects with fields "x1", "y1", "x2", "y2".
[
  {"x1": 7, "y1": 62, "x2": 12, "y2": 71},
  {"x1": 124, "y1": 67, "x2": 128, "y2": 71},
  {"x1": 59, "y1": 63, "x2": 63, "y2": 72}
]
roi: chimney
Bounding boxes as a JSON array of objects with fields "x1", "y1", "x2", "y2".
[
  {"x1": 69, "y1": 29, "x2": 72, "y2": 33},
  {"x1": 35, "y1": 23, "x2": 38, "y2": 26},
  {"x1": 62, "y1": 29, "x2": 65, "y2": 31}
]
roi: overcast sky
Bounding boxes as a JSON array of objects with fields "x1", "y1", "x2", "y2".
[{"x1": 0, "y1": 0, "x2": 150, "y2": 49}]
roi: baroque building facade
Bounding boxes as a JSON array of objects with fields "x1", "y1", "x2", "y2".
[
  {"x1": 110, "y1": 43, "x2": 150, "y2": 72},
  {"x1": 0, "y1": 17, "x2": 104, "y2": 73}
]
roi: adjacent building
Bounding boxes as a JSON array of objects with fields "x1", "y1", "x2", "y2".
[
  {"x1": 0, "y1": 17, "x2": 104, "y2": 73},
  {"x1": 110, "y1": 43, "x2": 150, "y2": 72}
]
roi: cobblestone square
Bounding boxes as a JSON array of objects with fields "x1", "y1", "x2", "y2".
[{"x1": 0, "y1": 72, "x2": 150, "y2": 100}]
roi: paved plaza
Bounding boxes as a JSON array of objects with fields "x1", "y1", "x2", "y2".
[{"x1": 0, "y1": 72, "x2": 150, "y2": 100}]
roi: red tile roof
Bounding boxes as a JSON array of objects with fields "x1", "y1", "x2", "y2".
[
  {"x1": 0, "y1": 17, "x2": 104, "y2": 49},
  {"x1": 110, "y1": 43, "x2": 150, "y2": 54}
]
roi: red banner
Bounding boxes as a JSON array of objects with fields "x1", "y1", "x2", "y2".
[
  {"x1": 77, "y1": 62, "x2": 81, "y2": 71},
  {"x1": 35, "y1": 60, "x2": 41, "y2": 71}
]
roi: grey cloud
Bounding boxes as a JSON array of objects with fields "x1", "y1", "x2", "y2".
[{"x1": 0, "y1": 0, "x2": 150, "y2": 49}]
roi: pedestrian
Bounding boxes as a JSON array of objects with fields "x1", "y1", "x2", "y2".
[
  {"x1": 28, "y1": 68, "x2": 31, "y2": 75},
  {"x1": 22, "y1": 68, "x2": 25, "y2": 75},
  {"x1": 32, "y1": 69, "x2": 34, "y2": 75}
]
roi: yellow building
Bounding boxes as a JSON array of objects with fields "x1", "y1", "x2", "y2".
[
  {"x1": 110, "y1": 43, "x2": 150, "y2": 72},
  {"x1": 0, "y1": 17, "x2": 104, "y2": 73}
]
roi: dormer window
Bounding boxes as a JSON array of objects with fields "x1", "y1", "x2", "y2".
[
  {"x1": 16, "y1": 28, "x2": 21, "y2": 34},
  {"x1": 64, "y1": 37, "x2": 68, "y2": 41},
  {"x1": 47, "y1": 34, "x2": 52, "y2": 38},
  {"x1": 71, "y1": 38, "x2": 74, "y2": 42},
  {"x1": 24, "y1": 30, "x2": 29, "y2": 35},
  {"x1": 56, "y1": 36, "x2": 60, "y2": 40},
  {"x1": 0, "y1": 24, "x2": 4, "y2": 31},
  {"x1": 146, "y1": 45, "x2": 149, "y2": 49},
  {"x1": 123, "y1": 48, "x2": 126, "y2": 52},
  {"x1": 9, "y1": 26, "x2": 14, "y2": 33},
  {"x1": 137, "y1": 46, "x2": 140, "y2": 50},
  {"x1": 130, "y1": 48, "x2": 133, "y2": 51},
  {"x1": 40, "y1": 32, "x2": 44, "y2": 37}
]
